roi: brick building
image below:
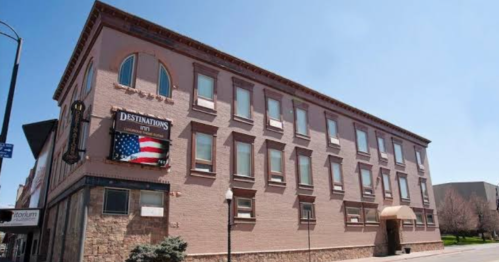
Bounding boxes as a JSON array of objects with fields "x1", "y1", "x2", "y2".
[{"x1": 37, "y1": 1, "x2": 442, "y2": 261}]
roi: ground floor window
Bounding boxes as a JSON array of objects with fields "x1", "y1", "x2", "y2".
[
  {"x1": 103, "y1": 188, "x2": 130, "y2": 215},
  {"x1": 344, "y1": 201, "x2": 379, "y2": 225},
  {"x1": 140, "y1": 190, "x2": 163, "y2": 207},
  {"x1": 232, "y1": 187, "x2": 257, "y2": 223}
]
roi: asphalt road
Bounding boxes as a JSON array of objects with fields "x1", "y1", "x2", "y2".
[{"x1": 417, "y1": 244, "x2": 499, "y2": 262}]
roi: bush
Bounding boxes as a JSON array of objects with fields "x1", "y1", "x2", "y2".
[{"x1": 126, "y1": 236, "x2": 188, "y2": 262}]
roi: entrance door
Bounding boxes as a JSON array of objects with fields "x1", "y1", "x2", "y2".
[{"x1": 386, "y1": 220, "x2": 401, "y2": 255}]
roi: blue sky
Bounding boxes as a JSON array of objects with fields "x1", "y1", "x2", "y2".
[{"x1": 1, "y1": 0, "x2": 498, "y2": 206}]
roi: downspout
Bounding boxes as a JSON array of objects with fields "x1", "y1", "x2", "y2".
[{"x1": 78, "y1": 186, "x2": 90, "y2": 262}]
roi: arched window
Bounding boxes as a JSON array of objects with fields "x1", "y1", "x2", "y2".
[
  {"x1": 84, "y1": 61, "x2": 94, "y2": 94},
  {"x1": 118, "y1": 54, "x2": 136, "y2": 87},
  {"x1": 158, "y1": 63, "x2": 171, "y2": 97}
]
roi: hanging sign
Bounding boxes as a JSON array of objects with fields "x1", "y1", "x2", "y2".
[{"x1": 62, "y1": 100, "x2": 86, "y2": 164}]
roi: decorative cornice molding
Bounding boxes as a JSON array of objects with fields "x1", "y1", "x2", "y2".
[{"x1": 53, "y1": 0, "x2": 431, "y2": 146}]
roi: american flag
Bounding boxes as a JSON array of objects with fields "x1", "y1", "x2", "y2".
[{"x1": 113, "y1": 132, "x2": 169, "y2": 167}]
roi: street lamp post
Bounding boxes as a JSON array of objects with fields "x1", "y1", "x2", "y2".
[
  {"x1": 225, "y1": 188, "x2": 233, "y2": 262},
  {"x1": 0, "y1": 20, "x2": 22, "y2": 178}
]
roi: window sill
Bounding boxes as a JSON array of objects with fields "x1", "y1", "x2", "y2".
[
  {"x1": 300, "y1": 219, "x2": 316, "y2": 224},
  {"x1": 234, "y1": 217, "x2": 256, "y2": 224},
  {"x1": 401, "y1": 198, "x2": 411, "y2": 203},
  {"x1": 298, "y1": 184, "x2": 314, "y2": 190},
  {"x1": 192, "y1": 104, "x2": 217, "y2": 116},
  {"x1": 403, "y1": 224, "x2": 414, "y2": 228},
  {"x1": 383, "y1": 196, "x2": 393, "y2": 201},
  {"x1": 295, "y1": 134, "x2": 311, "y2": 141},
  {"x1": 346, "y1": 222, "x2": 364, "y2": 227},
  {"x1": 416, "y1": 224, "x2": 425, "y2": 228},
  {"x1": 266, "y1": 125, "x2": 284, "y2": 134},
  {"x1": 426, "y1": 224, "x2": 437, "y2": 228},
  {"x1": 268, "y1": 181, "x2": 286, "y2": 187},
  {"x1": 362, "y1": 194, "x2": 376, "y2": 199},
  {"x1": 233, "y1": 175, "x2": 255, "y2": 183},
  {"x1": 365, "y1": 222, "x2": 380, "y2": 226},
  {"x1": 332, "y1": 189, "x2": 345, "y2": 194},
  {"x1": 357, "y1": 151, "x2": 371, "y2": 157},
  {"x1": 190, "y1": 169, "x2": 216, "y2": 179},
  {"x1": 395, "y1": 163, "x2": 406, "y2": 168},
  {"x1": 233, "y1": 115, "x2": 254, "y2": 125},
  {"x1": 328, "y1": 143, "x2": 341, "y2": 149}
]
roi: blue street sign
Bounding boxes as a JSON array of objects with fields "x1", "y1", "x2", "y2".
[{"x1": 0, "y1": 143, "x2": 14, "y2": 159}]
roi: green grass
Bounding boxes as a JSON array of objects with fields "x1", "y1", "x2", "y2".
[{"x1": 442, "y1": 235, "x2": 496, "y2": 246}]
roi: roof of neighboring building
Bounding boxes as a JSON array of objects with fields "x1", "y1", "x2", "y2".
[
  {"x1": 433, "y1": 182, "x2": 498, "y2": 210},
  {"x1": 52, "y1": 1, "x2": 432, "y2": 146},
  {"x1": 22, "y1": 119, "x2": 58, "y2": 159}
]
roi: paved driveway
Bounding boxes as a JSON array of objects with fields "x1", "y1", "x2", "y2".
[{"x1": 337, "y1": 243, "x2": 499, "y2": 262}]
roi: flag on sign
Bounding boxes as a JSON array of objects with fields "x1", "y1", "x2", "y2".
[{"x1": 113, "y1": 132, "x2": 169, "y2": 167}]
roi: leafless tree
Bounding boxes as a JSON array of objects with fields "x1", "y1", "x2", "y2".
[
  {"x1": 438, "y1": 189, "x2": 475, "y2": 242},
  {"x1": 469, "y1": 193, "x2": 497, "y2": 241}
]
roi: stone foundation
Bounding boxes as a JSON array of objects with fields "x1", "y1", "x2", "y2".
[{"x1": 186, "y1": 241, "x2": 444, "y2": 262}]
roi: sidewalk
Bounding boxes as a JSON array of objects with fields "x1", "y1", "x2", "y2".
[{"x1": 335, "y1": 246, "x2": 475, "y2": 262}]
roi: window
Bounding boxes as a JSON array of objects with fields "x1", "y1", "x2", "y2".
[
  {"x1": 264, "y1": 89, "x2": 284, "y2": 130},
  {"x1": 296, "y1": 147, "x2": 313, "y2": 189},
  {"x1": 330, "y1": 156, "x2": 344, "y2": 193},
  {"x1": 364, "y1": 206, "x2": 379, "y2": 224},
  {"x1": 233, "y1": 132, "x2": 255, "y2": 181},
  {"x1": 346, "y1": 206, "x2": 362, "y2": 224},
  {"x1": 376, "y1": 131, "x2": 387, "y2": 160},
  {"x1": 403, "y1": 219, "x2": 414, "y2": 226},
  {"x1": 420, "y1": 178, "x2": 430, "y2": 205},
  {"x1": 233, "y1": 77, "x2": 254, "y2": 122},
  {"x1": 415, "y1": 209, "x2": 425, "y2": 226},
  {"x1": 381, "y1": 169, "x2": 393, "y2": 199},
  {"x1": 266, "y1": 139, "x2": 286, "y2": 185},
  {"x1": 84, "y1": 61, "x2": 94, "y2": 94},
  {"x1": 397, "y1": 173, "x2": 410, "y2": 202},
  {"x1": 193, "y1": 63, "x2": 219, "y2": 112},
  {"x1": 118, "y1": 54, "x2": 135, "y2": 87},
  {"x1": 392, "y1": 138, "x2": 405, "y2": 165},
  {"x1": 140, "y1": 191, "x2": 163, "y2": 207},
  {"x1": 158, "y1": 64, "x2": 171, "y2": 97},
  {"x1": 359, "y1": 163, "x2": 374, "y2": 197},
  {"x1": 298, "y1": 195, "x2": 316, "y2": 222},
  {"x1": 415, "y1": 147, "x2": 425, "y2": 171},
  {"x1": 293, "y1": 100, "x2": 309, "y2": 138},
  {"x1": 235, "y1": 197, "x2": 254, "y2": 219},
  {"x1": 232, "y1": 187, "x2": 257, "y2": 223},
  {"x1": 325, "y1": 112, "x2": 340, "y2": 147},
  {"x1": 191, "y1": 121, "x2": 218, "y2": 176},
  {"x1": 354, "y1": 124, "x2": 369, "y2": 154},
  {"x1": 425, "y1": 209, "x2": 435, "y2": 226},
  {"x1": 103, "y1": 188, "x2": 129, "y2": 215}
]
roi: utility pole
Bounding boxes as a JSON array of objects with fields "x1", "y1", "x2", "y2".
[{"x1": 0, "y1": 21, "x2": 22, "y2": 178}]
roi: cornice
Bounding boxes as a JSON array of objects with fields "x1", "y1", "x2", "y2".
[{"x1": 53, "y1": 1, "x2": 431, "y2": 146}]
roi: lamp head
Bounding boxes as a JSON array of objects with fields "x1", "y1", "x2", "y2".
[{"x1": 225, "y1": 188, "x2": 233, "y2": 201}]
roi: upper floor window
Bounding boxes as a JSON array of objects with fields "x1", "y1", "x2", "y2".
[
  {"x1": 232, "y1": 132, "x2": 255, "y2": 181},
  {"x1": 84, "y1": 61, "x2": 94, "y2": 94},
  {"x1": 264, "y1": 89, "x2": 284, "y2": 131},
  {"x1": 325, "y1": 112, "x2": 340, "y2": 147},
  {"x1": 233, "y1": 77, "x2": 254, "y2": 123},
  {"x1": 118, "y1": 54, "x2": 136, "y2": 87},
  {"x1": 392, "y1": 139, "x2": 405, "y2": 165},
  {"x1": 266, "y1": 140, "x2": 286, "y2": 185},
  {"x1": 193, "y1": 63, "x2": 219, "y2": 113},
  {"x1": 330, "y1": 156, "x2": 344, "y2": 193},
  {"x1": 397, "y1": 172, "x2": 410, "y2": 202},
  {"x1": 293, "y1": 100, "x2": 309, "y2": 138},
  {"x1": 355, "y1": 124, "x2": 369, "y2": 154},
  {"x1": 359, "y1": 163, "x2": 374, "y2": 198},
  {"x1": 158, "y1": 64, "x2": 171, "y2": 97},
  {"x1": 415, "y1": 147, "x2": 425, "y2": 172},
  {"x1": 191, "y1": 121, "x2": 218, "y2": 176},
  {"x1": 375, "y1": 131, "x2": 387, "y2": 160},
  {"x1": 420, "y1": 178, "x2": 430, "y2": 205},
  {"x1": 381, "y1": 168, "x2": 392, "y2": 199},
  {"x1": 296, "y1": 147, "x2": 313, "y2": 189}
]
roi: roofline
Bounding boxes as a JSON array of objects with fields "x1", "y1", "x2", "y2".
[{"x1": 52, "y1": 1, "x2": 431, "y2": 145}]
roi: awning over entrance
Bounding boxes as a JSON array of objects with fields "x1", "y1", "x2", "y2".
[{"x1": 380, "y1": 206, "x2": 416, "y2": 220}]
